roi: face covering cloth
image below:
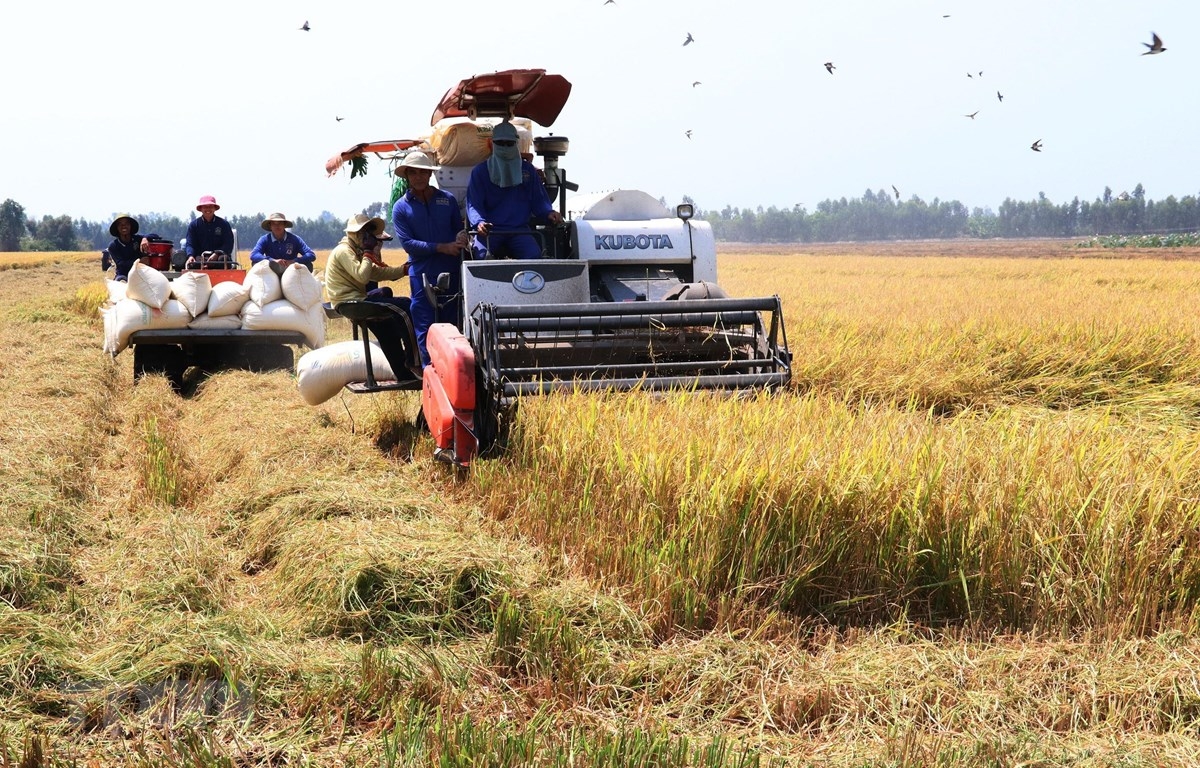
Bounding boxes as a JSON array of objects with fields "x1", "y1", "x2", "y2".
[{"x1": 487, "y1": 121, "x2": 523, "y2": 188}]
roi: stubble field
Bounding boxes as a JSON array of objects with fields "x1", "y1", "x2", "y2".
[{"x1": 4, "y1": 239, "x2": 1200, "y2": 766}]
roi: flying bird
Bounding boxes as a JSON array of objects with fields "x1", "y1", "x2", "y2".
[
  {"x1": 967, "y1": 72, "x2": 972, "y2": 78},
  {"x1": 1030, "y1": 139, "x2": 1043, "y2": 152},
  {"x1": 300, "y1": 20, "x2": 310, "y2": 31},
  {"x1": 685, "y1": 130, "x2": 693, "y2": 139},
  {"x1": 692, "y1": 81, "x2": 701, "y2": 87},
  {"x1": 965, "y1": 110, "x2": 979, "y2": 119},
  {"x1": 824, "y1": 62, "x2": 835, "y2": 74},
  {"x1": 683, "y1": 32, "x2": 694, "y2": 46},
  {"x1": 892, "y1": 185, "x2": 900, "y2": 200},
  {"x1": 335, "y1": 116, "x2": 344, "y2": 122},
  {"x1": 1142, "y1": 32, "x2": 1166, "y2": 55},
  {"x1": 997, "y1": 91, "x2": 1004, "y2": 102},
  {"x1": 604, "y1": 0, "x2": 615, "y2": 4},
  {"x1": 943, "y1": 14, "x2": 950, "y2": 18}
]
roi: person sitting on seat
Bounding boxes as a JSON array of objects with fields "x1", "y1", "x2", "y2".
[
  {"x1": 392, "y1": 151, "x2": 469, "y2": 366},
  {"x1": 184, "y1": 195, "x2": 236, "y2": 268},
  {"x1": 362, "y1": 228, "x2": 396, "y2": 301},
  {"x1": 102, "y1": 213, "x2": 150, "y2": 282},
  {"x1": 325, "y1": 214, "x2": 416, "y2": 378},
  {"x1": 249, "y1": 212, "x2": 317, "y2": 272},
  {"x1": 465, "y1": 120, "x2": 561, "y2": 260}
]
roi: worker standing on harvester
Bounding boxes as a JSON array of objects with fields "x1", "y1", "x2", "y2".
[
  {"x1": 465, "y1": 120, "x2": 560, "y2": 260},
  {"x1": 391, "y1": 151, "x2": 469, "y2": 367}
]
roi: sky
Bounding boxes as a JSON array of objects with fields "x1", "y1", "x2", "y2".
[{"x1": 2, "y1": 1, "x2": 1195, "y2": 226}]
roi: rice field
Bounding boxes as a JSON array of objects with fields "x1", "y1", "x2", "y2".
[{"x1": 4, "y1": 242, "x2": 1200, "y2": 765}]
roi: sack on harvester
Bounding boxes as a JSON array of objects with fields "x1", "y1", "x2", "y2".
[{"x1": 429, "y1": 117, "x2": 533, "y2": 167}]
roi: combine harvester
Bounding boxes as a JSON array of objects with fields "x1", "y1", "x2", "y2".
[{"x1": 325, "y1": 69, "x2": 790, "y2": 465}]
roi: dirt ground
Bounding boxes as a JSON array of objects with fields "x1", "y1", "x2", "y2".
[{"x1": 719, "y1": 238, "x2": 1200, "y2": 260}]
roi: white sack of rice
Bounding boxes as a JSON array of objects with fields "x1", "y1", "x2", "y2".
[
  {"x1": 296, "y1": 340, "x2": 395, "y2": 405},
  {"x1": 102, "y1": 298, "x2": 192, "y2": 355},
  {"x1": 280, "y1": 263, "x2": 324, "y2": 310},
  {"x1": 169, "y1": 271, "x2": 212, "y2": 317},
  {"x1": 244, "y1": 259, "x2": 283, "y2": 307},
  {"x1": 241, "y1": 299, "x2": 325, "y2": 348},
  {"x1": 124, "y1": 262, "x2": 172, "y2": 309},
  {"x1": 207, "y1": 280, "x2": 251, "y2": 318}
]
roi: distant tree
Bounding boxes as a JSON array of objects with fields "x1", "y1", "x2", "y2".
[
  {"x1": 967, "y1": 207, "x2": 998, "y2": 238},
  {"x1": 0, "y1": 199, "x2": 27, "y2": 251},
  {"x1": 34, "y1": 214, "x2": 78, "y2": 250}
]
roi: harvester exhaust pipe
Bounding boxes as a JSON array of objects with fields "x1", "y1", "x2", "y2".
[{"x1": 534, "y1": 134, "x2": 576, "y2": 215}]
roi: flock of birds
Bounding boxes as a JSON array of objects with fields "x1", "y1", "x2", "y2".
[
  {"x1": 819, "y1": 29, "x2": 1166, "y2": 163},
  {"x1": 664, "y1": 18, "x2": 1168, "y2": 202},
  {"x1": 302, "y1": 12, "x2": 1168, "y2": 190},
  {"x1": 635, "y1": 12, "x2": 1169, "y2": 160}
]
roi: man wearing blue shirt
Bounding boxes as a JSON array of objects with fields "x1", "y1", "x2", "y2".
[
  {"x1": 102, "y1": 214, "x2": 150, "y2": 281},
  {"x1": 391, "y1": 151, "x2": 469, "y2": 366},
  {"x1": 465, "y1": 120, "x2": 561, "y2": 260},
  {"x1": 184, "y1": 195, "x2": 236, "y2": 267},
  {"x1": 250, "y1": 212, "x2": 317, "y2": 271}
]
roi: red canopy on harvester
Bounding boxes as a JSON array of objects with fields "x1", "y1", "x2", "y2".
[
  {"x1": 430, "y1": 69, "x2": 572, "y2": 127},
  {"x1": 326, "y1": 70, "x2": 572, "y2": 177}
]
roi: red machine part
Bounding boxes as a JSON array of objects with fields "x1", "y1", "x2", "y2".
[
  {"x1": 421, "y1": 323, "x2": 478, "y2": 465},
  {"x1": 430, "y1": 69, "x2": 572, "y2": 127},
  {"x1": 144, "y1": 241, "x2": 174, "y2": 271}
]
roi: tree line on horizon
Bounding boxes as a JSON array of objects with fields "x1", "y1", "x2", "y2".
[
  {"x1": 699, "y1": 184, "x2": 1200, "y2": 243},
  {"x1": 2, "y1": 185, "x2": 1199, "y2": 253}
]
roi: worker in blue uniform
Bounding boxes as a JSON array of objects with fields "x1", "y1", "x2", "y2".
[
  {"x1": 249, "y1": 212, "x2": 317, "y2": 271},
  {"x1": 184, "y1": 195, "x2": 236, "y2": 268},
  {"x1": 392, "y1": 151, "x2": 470, "y2": 367},
  {"x1": 102, "y1": 213, "x2": 149, "y2": 281},
  {"x1": 465, "y1": 120, "x2": 561, "y2": 260}
]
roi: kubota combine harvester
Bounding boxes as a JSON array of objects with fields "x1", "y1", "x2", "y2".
[{"x1": 326, "y1": 69, "x2": 791, "y2": 466}]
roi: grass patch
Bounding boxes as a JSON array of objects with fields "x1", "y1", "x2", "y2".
[
  {"x1": 270, "y1": 518, "x2": 527, "y2": 640},
  {"x1": 65, "y1": 281, "x2": 110, "y2": 320}
]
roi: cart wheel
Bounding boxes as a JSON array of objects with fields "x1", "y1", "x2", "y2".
[
  {"x1": 192, "y1": 345, "x2": 227, "y2": 374},
  {"x1": 133, "y1": 345, "x2": 186, "y2": 393}
]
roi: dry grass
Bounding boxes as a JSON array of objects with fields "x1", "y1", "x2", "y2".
[{"x1": 3, "y1": 247, "x2": 1200, "y2": 766}]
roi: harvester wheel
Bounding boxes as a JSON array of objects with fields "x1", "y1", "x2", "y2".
[{"x1": 473, "y1": 366, "x2": 516, "y2": 456}]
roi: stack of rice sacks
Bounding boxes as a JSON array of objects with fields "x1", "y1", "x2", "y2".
[{"x1": 101, "y1": 261, "x2": 326, "y2": 356}]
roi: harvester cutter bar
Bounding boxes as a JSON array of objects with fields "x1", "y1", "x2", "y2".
[
  {"x1": 487, "y1": 296, "x2": 780, "y2": 320},
  {"x1": 501, "y1": 372, "x2": 790, "y2": 396},
  {"x1": 475, "y1": 295, "x2": 790, "y2": 395}
]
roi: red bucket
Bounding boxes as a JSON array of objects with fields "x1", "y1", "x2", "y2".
[{"x1": 144, "y1": 241, "x2": 173, "y2": 271}]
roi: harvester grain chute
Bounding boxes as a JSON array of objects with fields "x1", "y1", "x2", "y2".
[{"x1": 324, "y1": 69, "x2": 791, "y2": 466}]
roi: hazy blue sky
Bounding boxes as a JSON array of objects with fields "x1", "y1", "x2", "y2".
[{"x1": 2, "y1": 1, "x2": 1194, "y2": 224}]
